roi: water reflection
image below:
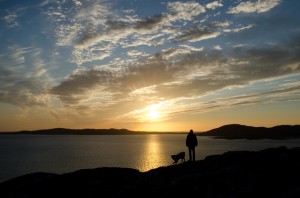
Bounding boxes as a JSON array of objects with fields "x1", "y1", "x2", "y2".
[
  {"x1": 136, "y1": 135, "x2": 168, "y2": 172},
  {"x1": 2, "y1": 134, "x2": 299, "y2": 182}
]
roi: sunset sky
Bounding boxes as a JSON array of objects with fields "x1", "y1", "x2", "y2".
[{"x1": 0, "y1": 0, "x2": 300, "y2": 132}]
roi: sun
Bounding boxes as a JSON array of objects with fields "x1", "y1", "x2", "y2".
[
  {"x1": 146, "y1": 104, "x2": 161, "y2": 121},
  {"x1": 148, "y1": 110, "x2": 160, "y2": 120}
]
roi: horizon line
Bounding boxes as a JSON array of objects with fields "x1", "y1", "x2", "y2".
[{"x1": 1, "y1": 123, "x2": 299, "y2": 133}]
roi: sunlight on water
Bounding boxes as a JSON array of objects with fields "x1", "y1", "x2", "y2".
[
  {"x1": 1, "y1": 134, "x2": 300, "y2": 182},
  {"x1": 136, "y1": 135, "x2": 168, "y2": 172}
]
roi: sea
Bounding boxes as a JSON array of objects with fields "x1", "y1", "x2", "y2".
[{"x1": 1, "y1": 134, "x2": 300, "y2": 183}]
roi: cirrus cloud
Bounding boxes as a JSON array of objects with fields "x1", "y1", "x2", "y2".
[{"x1": 228, "y1": 0, "x2": 281, "y2": 14}]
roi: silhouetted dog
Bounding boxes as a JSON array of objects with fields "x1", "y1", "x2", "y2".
[{"x1": 171, "y1": 152, "x2": 185, "y2": 164}]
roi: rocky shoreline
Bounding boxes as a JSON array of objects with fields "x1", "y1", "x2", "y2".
[{"x1": 1, "y1": 146, "x2": 300, "y2": 198}]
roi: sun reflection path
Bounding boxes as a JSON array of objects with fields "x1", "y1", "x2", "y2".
[{"x1": 136, "y1": 135, "x2": 169, "y2": 172}]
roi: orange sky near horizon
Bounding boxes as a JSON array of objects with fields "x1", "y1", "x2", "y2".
[{"x1": 1, "y1": 99, "x2": 299, "y2": 132}]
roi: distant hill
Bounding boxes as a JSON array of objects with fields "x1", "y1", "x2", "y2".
[
  {"x1": 1, "y1": 124, "x2": 300, "y2": 139},
  {"x1": 198, "y1": 124, "x2": 300, "y2": 139},
  {"x1": 0, "y1": 128, "x2": 184, "y2": 135},
  {"x1": 0, "y1": 128, "x2": 135, "y2": 135}
]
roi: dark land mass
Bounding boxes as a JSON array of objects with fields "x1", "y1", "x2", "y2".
[
  {"x1": 197, "y1": 124, "x2": 300, "y2": 139},
  {"x1": 1, "y1": 146, "x2": 300, "y2": 198},
  {"x1": 1, "y1": 128, "x2": 135, "y2": 135},
  {"x1": 1, "y1": 124, "x2": 300, "y2": 140},
  {"x1": 0, "y1": 128, "x2": 184, "y2": 135}
]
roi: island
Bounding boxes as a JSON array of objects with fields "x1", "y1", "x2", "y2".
[{"x1": 1, "y1": 146, "x2": 300, "y2": 197}]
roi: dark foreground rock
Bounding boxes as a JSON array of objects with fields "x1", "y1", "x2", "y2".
[{"x1": 1, "y1": 146, "x2": 300, "y2": 198}]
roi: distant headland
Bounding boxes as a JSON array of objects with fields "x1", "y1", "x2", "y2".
[
  {"x1": 198, "y1": 124, "x2": 300, "y2": 140},
  {"x1": 0, "y1": 128, "x2": 135, "y2": 135},
  {"x1": 0, "y1": 128, "x2": 183, "y2": 135},
  {"x1": 1, "y1": 124, "x2": 300, "y2": 139}
]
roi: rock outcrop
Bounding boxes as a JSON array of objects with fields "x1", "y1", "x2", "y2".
[{"x1": 1, "y1": 146, "x2": 300, "y2": 198}]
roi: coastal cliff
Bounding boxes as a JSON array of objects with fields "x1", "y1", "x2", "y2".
[{"x1": 1, "y1": 146, "x2": 300, "y2": 198}]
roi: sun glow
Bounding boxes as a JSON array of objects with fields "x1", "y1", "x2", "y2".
[
  {"x1": 148, "y1": 110, "x2": 160, "y2": 120},
  {"x1": 146, "y1": 104, "x2": 161, "y2": 121}
]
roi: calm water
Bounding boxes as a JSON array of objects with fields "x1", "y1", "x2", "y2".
[{"x1": 1, "y1": 134, "x2": 300, "y2": 183}]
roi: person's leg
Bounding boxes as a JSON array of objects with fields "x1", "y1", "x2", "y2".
[
  {"x1": 188, "y1": 147, "x2": 192, "y2": 161},
  {"x1": 192, "y1": 147, "x2": 195, "y2": 161}
]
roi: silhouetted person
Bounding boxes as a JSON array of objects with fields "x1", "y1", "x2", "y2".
[{"x1": 186, "y1": 129, "x2": 198, "y2": 161}]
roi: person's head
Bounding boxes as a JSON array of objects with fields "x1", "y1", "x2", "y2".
[{"x1": 190, "y1": 129, "x2": 193, "y2": 133}]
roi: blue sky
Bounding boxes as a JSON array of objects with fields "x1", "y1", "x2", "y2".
[{"x1": 0, "y1": 0, "x2": 300, "y2": 132}]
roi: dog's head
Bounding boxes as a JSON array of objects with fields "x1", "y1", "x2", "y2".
[
  {"x1": 171, "y1": 155, "x2": 177, "y2": 161},
  {"x1": 171, "y1": 155, "x2": 179, "y2": 164}
]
